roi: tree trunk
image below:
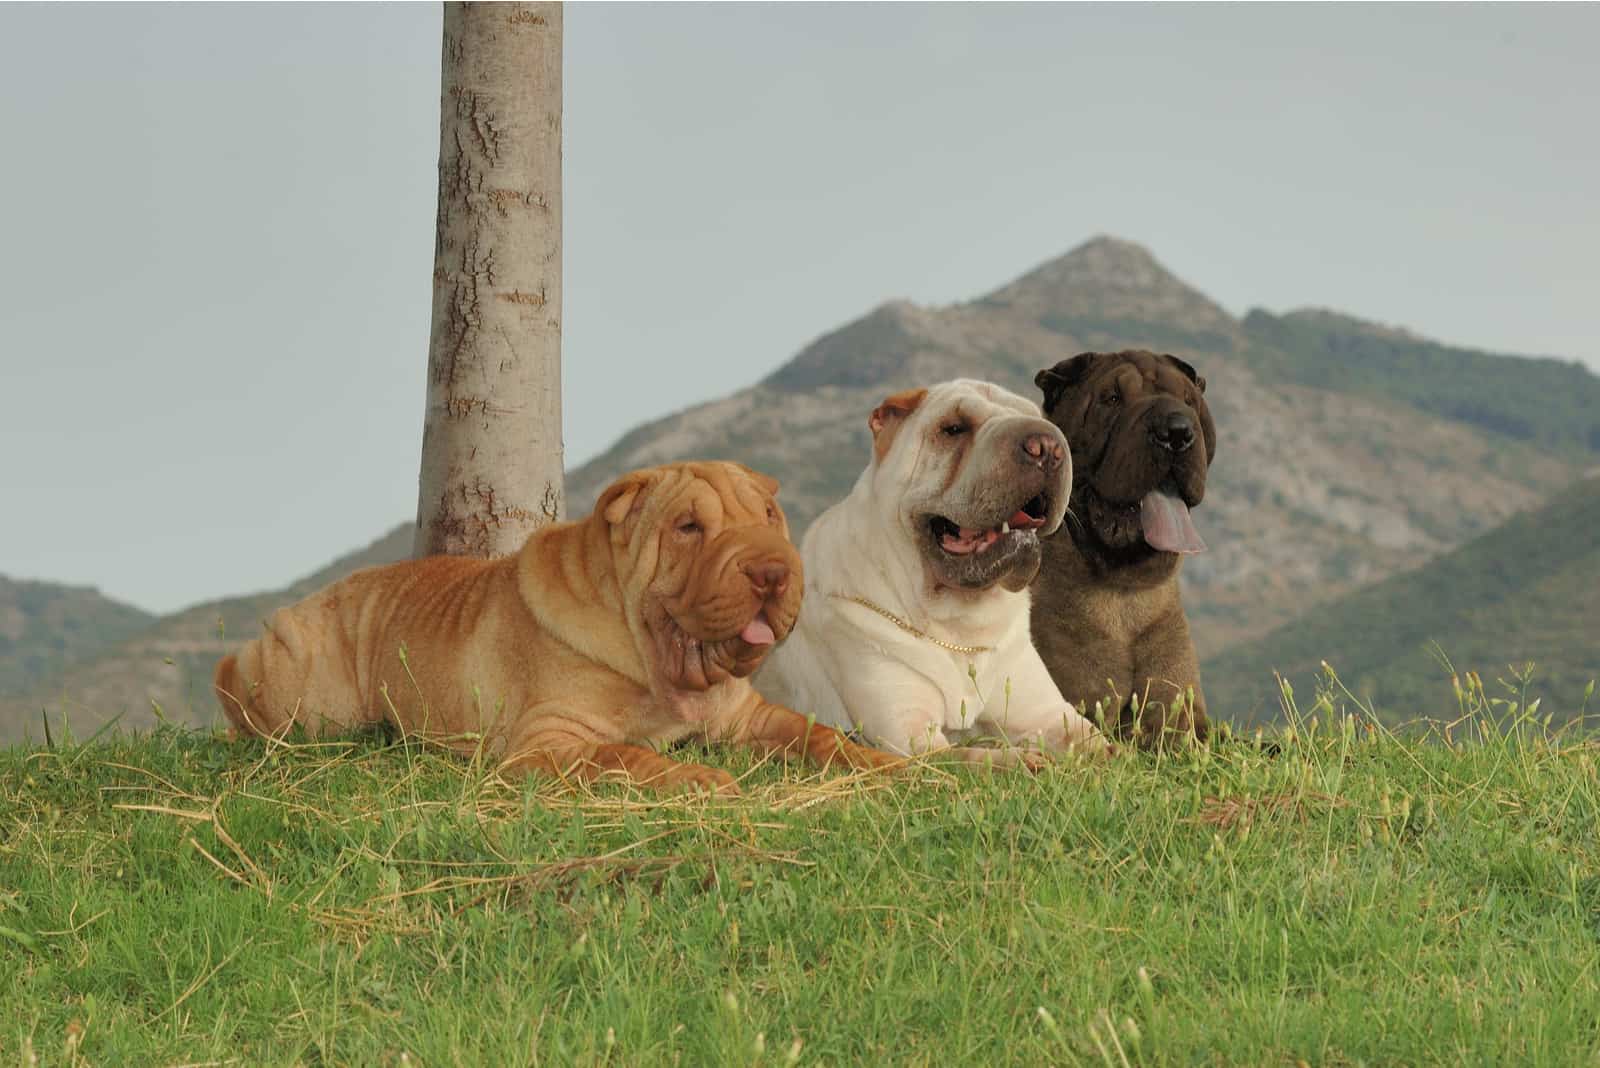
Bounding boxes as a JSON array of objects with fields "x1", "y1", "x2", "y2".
[{"x1": 414, "y1": 1, "x2": 563, "y2": 559}]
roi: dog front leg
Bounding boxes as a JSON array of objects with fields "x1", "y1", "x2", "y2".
[
  {"x1": 500, "y1": 710, "x2": 741, "y2": 795},
  {"x1": 862, "y1": 718, "x2": 1055, "y2": 772},
  {"x1": 1129, "y1": 618, "x2": 1209, "y2": 748},
  {"x1": 1128, "y1": 675, "x2": 1208, "y2": 749},
  {"x1": 504, "y1": 742, "x2": 740, "y2": 795},
  {"x1": 972, "y1": 658, "x2": 1112, "y2": 757},
  {"x1": 714, "y1": 696, "x2": 903, "y2": 773}
]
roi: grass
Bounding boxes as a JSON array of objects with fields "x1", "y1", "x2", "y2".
[{"x1": 2, "y1": 677, "x2": 1598, "y2": 1066}]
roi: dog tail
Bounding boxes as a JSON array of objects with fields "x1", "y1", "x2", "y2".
[
  {"x1": 213, "y1": 652, "x2": 258, "y2": 736},
  {"x1": 214, "y1": 601, "x2": 369, "y2": 739},
  {"x1": 214, "y1": 653, "x2": 243, "y2": 730},
  {"x1": 214, "y1": 644, "x2": 291, "y2": 738}
]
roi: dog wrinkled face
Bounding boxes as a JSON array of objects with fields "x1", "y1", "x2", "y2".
[
  {"x1": 867, "y1": 379, "x2": 1071, "y2": 593},
  {"x1": 597, "y1": 462, "x2": 803, "y2": 690},
  {"x1": 1035, "y1": 350, "x2": 1216, "y2": 562}
]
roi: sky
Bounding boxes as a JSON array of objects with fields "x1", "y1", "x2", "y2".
[{"x1": 1, "y1": 3, "x2": 1596, "y2": 615}]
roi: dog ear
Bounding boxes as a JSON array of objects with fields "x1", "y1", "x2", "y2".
[
  {"x1": 733, "y1": 463, "x2": 781, "y2": 499},
  {"x1": 867, "y1": 388, "x2": 928, "y2": 461},
  {"x1": 868, "y1": 388, "x2": 927, "y2": 436},
  {"x1": 598, "y1": 471, "x2": 654, "y2": 528},
  {"x1": 1159, "y1": 354, "x2": 1217, "y2": 459},
  {"x1": 1034, "y1": 353, "x2": 1100, "y2": 412},
  {"x1": 1162, "y1": 353, "x2": 1206, "y2": 394}
]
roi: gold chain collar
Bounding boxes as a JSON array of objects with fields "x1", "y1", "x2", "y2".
[{"x1": 828, "y1": 593, "x2": 993, "y2": 656}]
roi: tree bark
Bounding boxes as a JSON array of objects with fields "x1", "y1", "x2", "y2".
[{"x1": 415, "y1": 1, "x2": 563, "y2": 559}]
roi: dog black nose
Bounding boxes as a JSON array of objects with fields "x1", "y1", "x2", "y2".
[
  {"x1": 1150, "y1": 413, "x2": 1195, "y2": 454},
  {"x1": 743, "y1": 561, "x2": 790, "y2": 598},
  {"x1": 1019, "y1": 433, "x2": 1066, "y2": 472}
]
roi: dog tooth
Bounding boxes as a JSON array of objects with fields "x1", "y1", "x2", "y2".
[{"x1": 1002, "y1": 521, "x2": 1010, "y2": 534}]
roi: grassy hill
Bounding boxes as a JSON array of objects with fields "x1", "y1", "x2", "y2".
[
  {"x1": 1241, "y1": 308, "x2": 1600, "y2": 458},
  {"x1": 6, "y1": 235, "x2": 1597, "y2": 743},
  {"x1": 0, "y1": 577, "x2": 153, "y2": 699},
  {"x1": 1206, "y1": 473, "x2": 1600, "y2": 727},
  {"x1": 2, "y1": 712, "x2": 1596, "y2": 1064},
  {"x1": 0, "y1": 526, "x2": 411, "y2": 744}
]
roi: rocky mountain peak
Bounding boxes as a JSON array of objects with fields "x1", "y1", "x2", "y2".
[
  {"x1": 981, "y1": 235, "x2": 1238, "y2": 338},
  {"x1": 764, "y1": 298, "x2": 941, "y2": 393}
]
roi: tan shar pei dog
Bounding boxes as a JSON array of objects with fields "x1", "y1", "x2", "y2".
[{"x1": 214, "y1": 461, "x2": 901, "y2": 794}]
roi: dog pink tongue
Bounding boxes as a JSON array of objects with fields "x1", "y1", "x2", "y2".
[
  {"x1": 1140, "y1": 490, "x2": 1207, "y2": 554},
  {"x1": 739, "y1": 614, "x2": 776, "y2": 646}
]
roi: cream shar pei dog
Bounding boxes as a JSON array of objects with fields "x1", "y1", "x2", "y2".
[
  {"x1": 214, "y1": 462, "x2": 900, "y2": 794},
  {"x1": 755, "y1": 379, "x2": 1107, "y2": 762}
]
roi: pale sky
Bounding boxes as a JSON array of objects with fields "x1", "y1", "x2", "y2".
[{"x1": 2, "y1": 3, "x2": 1596, "y2": 614}]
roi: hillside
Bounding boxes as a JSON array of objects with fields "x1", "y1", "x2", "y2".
[
  {"x1": 2, "y1": 527, "x2": 411, "y2": 743},
  {"x1": 1240, "y1": 308, "x2": 1600, "y2": 458},
  {"x1": 1205, "y1": 472, "x2": 1600, "y2": 726},
  {"x1": 0, "y1": 577, "x2": 153, "y2": 698},
  {"x1": 5, "y1": 235, "x2": 1595, "y2": 743}
]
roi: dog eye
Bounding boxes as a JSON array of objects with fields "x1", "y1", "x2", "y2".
[
  {"x1": 675, "y1": 517, "x2": 702, "y2": 536},
  {"x1": 940, "y1": 422, "x2": 968, "y2": 437},
  {"x1": 1100, "y1": 391, "x2": 1121, "y2": 407},
  {"x1": 765, "y1": 502, "x2": 779, "y2": 524}
]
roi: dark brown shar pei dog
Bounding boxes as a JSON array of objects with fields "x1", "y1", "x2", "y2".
[
  {"x1": 214, "y1": 461, "x2": 900, "y2": 794},
  {"x1": 1029, "y1": 349, "x2": 1215, "y2": 747}
]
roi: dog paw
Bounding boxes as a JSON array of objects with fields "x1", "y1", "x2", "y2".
[
  {"x1": 1015, "y1": 747, "x2": 1054, "y2": 772},
  {"x1": 940, "y1": 746, "x2": 1049, "y2": 772},
  {"x1": 665, "y1": 763, "x2": 741, "y2": 797},
  {"x1": 1077, "y1": 730, "x2": 1117, "y2": 760},
  {"x1": 838, "y1": 742, "x2": 905, "y2": 772}
]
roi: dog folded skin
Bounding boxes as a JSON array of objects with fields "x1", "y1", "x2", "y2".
[
  {"x1": 1030, "y1": 349, "x2": 1215, "y2": 747},
  {"x1": 753, "y1": 379, "x2": 1108, "y2": 764},
  {"x1": 214, "y1": 461, "x2": 901, "y2": 794}
]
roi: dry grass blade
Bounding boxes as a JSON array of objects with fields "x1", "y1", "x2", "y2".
[
  {"x1": 151, "y1": 944, "x2": 247, "y2": 1023},
  {"x1": 208, "y1": 807, "x2": 273, "y2": 898},
  {"x1": 112, "y1": 803, "x2": 213, "y2": 822},
  {"x1": 1194, "y1": 792, "x2": 1351, "y2": 829},
  {"x1": 185, "y1": 838, "x2": 254, "y2": 889}
]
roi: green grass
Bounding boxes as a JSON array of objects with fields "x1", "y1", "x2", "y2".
[{"x1": 3, "y1": 688, "x2": 1599, "y2": 1066}]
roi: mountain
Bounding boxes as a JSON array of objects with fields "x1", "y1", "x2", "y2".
[
  {"x1": 1, "y1": 527, "x2": 411, "y2": 743},
  {"x1": 5, "y1": 236, "x2": 1596, "y2": 743},
  {"x1": 1239, "y1": 308, "x2": 1600, "y2": 458},
  {"x1": 564, "y1": 238, "x2": 1583, "y2": 649},
  {"x1": 0, "y1": 577, "x2": 154, "y2": 700},
  {"x1": 1205, "y1": 472, "x2": 1600, "y2": 727}
]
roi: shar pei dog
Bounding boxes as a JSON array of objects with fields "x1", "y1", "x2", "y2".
[
  {"x1": 214, "y1": 461, "x2": 901, "y2": 794},
  {"x1": 1031, "y1": 349, "x2": 1215, "y2": 747},
  {"x1": 755, "y1": 379, "x2": 1107, "y2": 764}
]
